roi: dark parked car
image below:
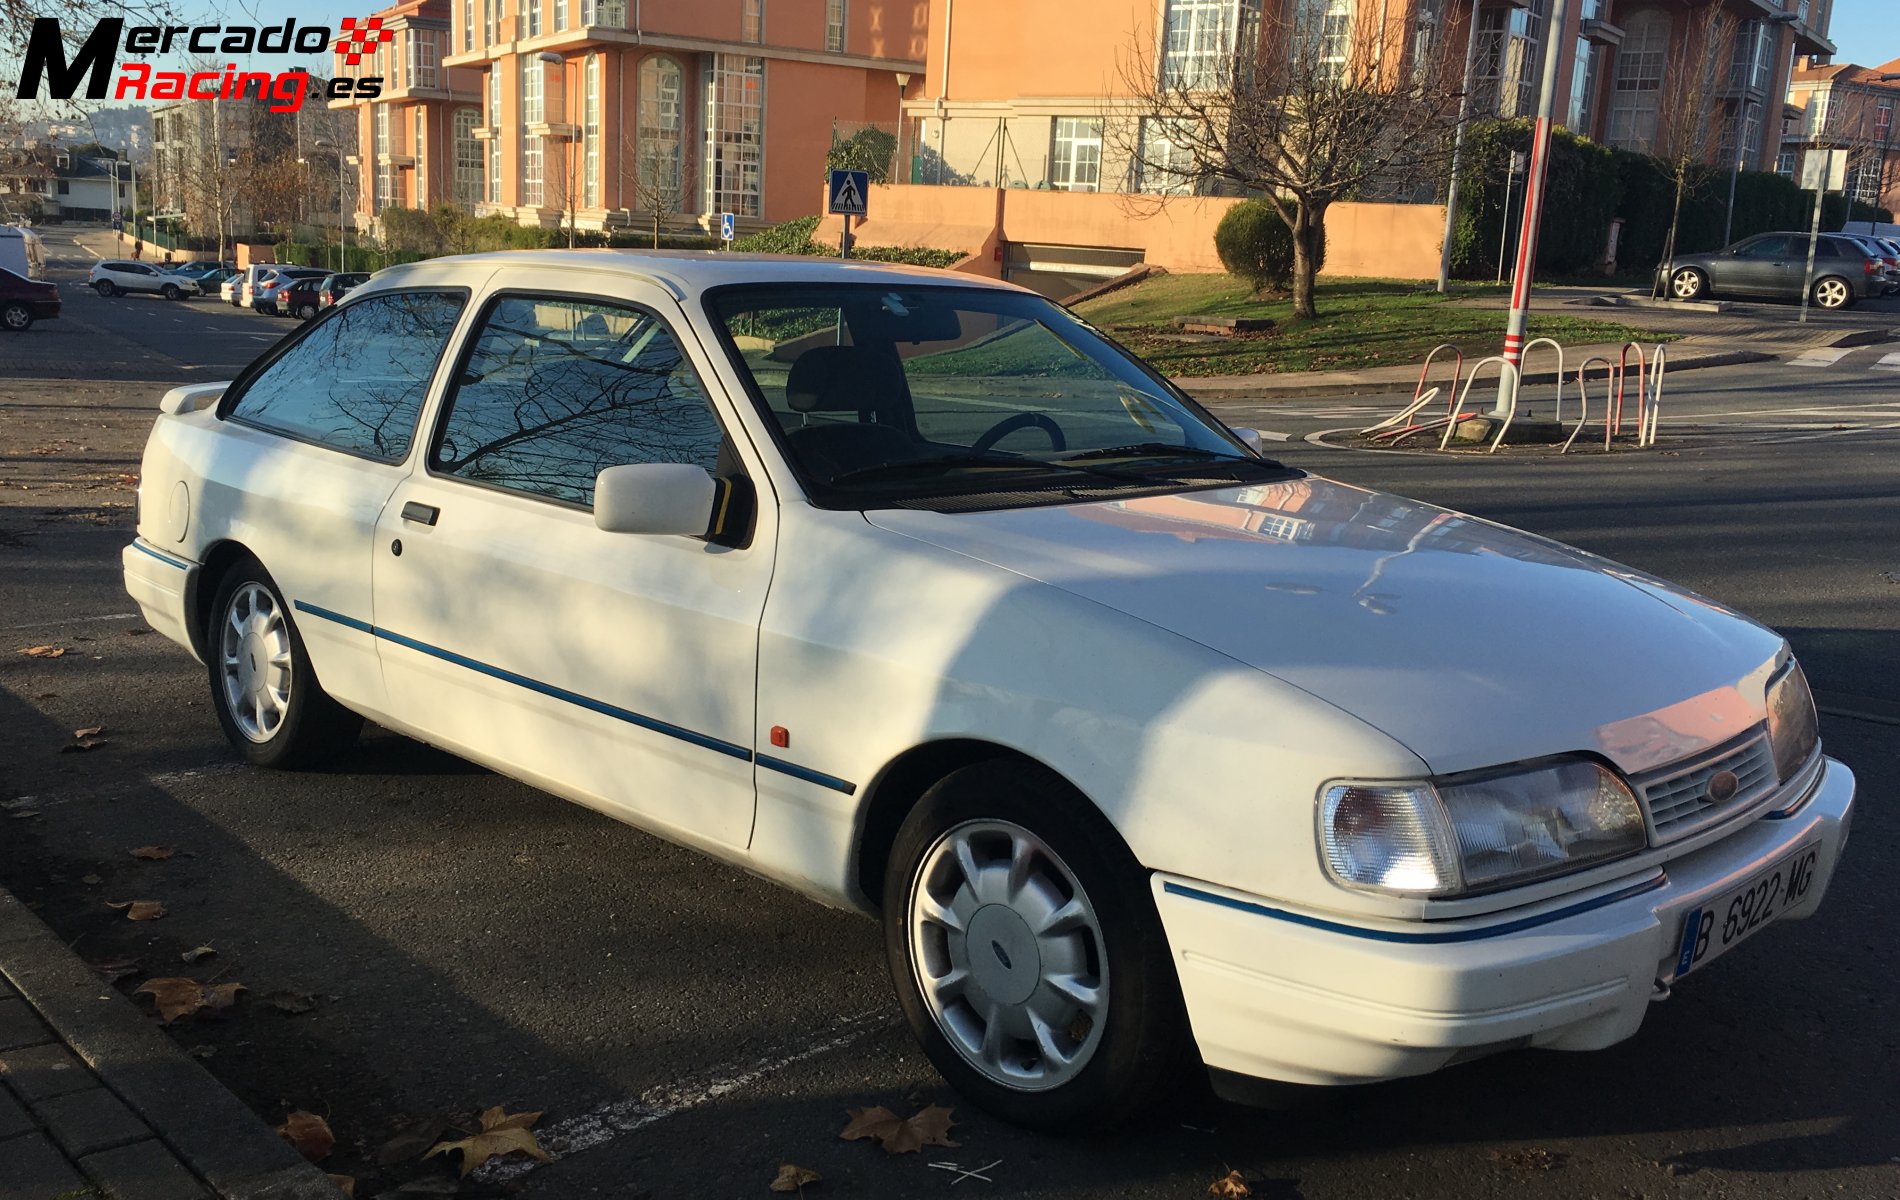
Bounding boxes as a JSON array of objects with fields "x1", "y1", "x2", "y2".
[
  {"x1": 281, "y1": 275, "x2": 326, "y2": 321},
  {"x1": 317, "y1": 272, "x2": 370, "y2": 309},
  {"x1": 1662, "y1": 232, "x2": 1882, "y2": 310},
  {"x1": 0, "y1": 267, "x2": 59, "y2": 330}
]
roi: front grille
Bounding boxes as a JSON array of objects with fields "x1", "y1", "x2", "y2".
[{"x1": 1633, "y1": 728, "x2": 1779, "y2": 842}]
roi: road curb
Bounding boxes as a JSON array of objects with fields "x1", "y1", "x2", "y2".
[
  {"x1": 0, "y1": 887, "x2": 340, "y2": 1199},
  {"x1": 1179, "y1": 349, "x2": 1776, "y2": 401}
]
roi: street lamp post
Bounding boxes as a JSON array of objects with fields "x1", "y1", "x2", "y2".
[
  {"x1": 537, "y1": 51, "x2": 577, "y2": 248},
  {"x1": 1723, "y1": 12, "x2": 1799, "y2": 248},
  {"x1": 314, "y1": 137, "x2": 346, "y2": 272}
]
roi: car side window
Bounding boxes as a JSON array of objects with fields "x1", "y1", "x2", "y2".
[
  {"x1": 1737, "y1": 237, "x2": 1790, "y2": 258},
  {"x1": 431, "y1": 295, "x2": 725, "y2": 508},
  {"x1": 225, "y1": 290, "x2": 466, "y2": 462}
]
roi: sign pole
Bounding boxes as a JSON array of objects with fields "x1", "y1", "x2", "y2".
[
  {"x1": 1495, "y1": 0, "x2": 1572, "y2": 416},
  {"x1": 1799, "y1": 176, "x2": 1824, "y2": 325}
]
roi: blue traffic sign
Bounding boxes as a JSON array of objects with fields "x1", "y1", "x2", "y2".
[
  {"x1": 828, "y1": 169, "x2": 869, "y2": 217},
  {"x1": 719, "y1": 212, "x2": 736, "y2": 242}
]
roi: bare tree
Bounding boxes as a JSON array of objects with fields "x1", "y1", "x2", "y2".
[
  {"x1": 1112, "y1": 3, "x2": 1464, "y2": 318},
  {"x1": 616, "y1": 119, "x2": 688, "y2": 249},
  {"x1": 1645, "y1": 3, "x2": 1741, "y2": 295}
]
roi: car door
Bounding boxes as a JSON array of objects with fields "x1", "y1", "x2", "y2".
[
  {"x1": 369, "y1": 269, "x2": 774, "y2": 851},
  {"x1": 1717, "y1": 236, "x2": 1793, "y2": 297},
  {"x1": 211, "y1": 286, "x2": 472, "y2": 719}
]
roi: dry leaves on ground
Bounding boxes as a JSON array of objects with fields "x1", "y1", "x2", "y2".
[
  {"x1": 770, "y1": 1163, "x2": 822, "y2": 1193},
  {"x1": 425, "y1": 1107, "x2": 552, "y2": 1176},
  {"x1": 838, "y1": 1105, "x2": 959, "y2": 1155},
  {"x1": 181, "y1": 945, "x2": 216, "y2": 964},
  {"x1": 327, "y1": 1176, "x2": 355, "y2": 1197},
  {"x1": 130, "y1": 845, "x2": 173, "y2": 860},
  {"x1": 377, "y1": 1115, "x2": 450, "y2": 1167},
  {"x1": 18, "y1": 645, "x2": 66, "y2": 658},
  {"x1": 276, "y1": 1110, "x2": 336, "y2": 1163},
  {"x1": 60, "y1": 737, "x2": 108, "y2": 753},
  {"x1": 89, "y1": 956, "x2": 142, "y2": 983},
  {"x1": 1209, "y1": 1169, "x2": 1251, "y2": 1198},
  {"x1": 264, "y1": 990, "x2": 318, "y2": 1014},
  {"x1": 106, "y1": 899, "x2": 166, "y2": 921},
  {"x1": 134, "y1": 977, "x2": 244, "y2": 1024}
]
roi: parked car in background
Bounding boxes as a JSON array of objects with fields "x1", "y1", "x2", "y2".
[
  {"x1": 123, "y1": 252, "x2": 1854, "y2": 1131},
  {"x1": 88, "y1": 260, "x2": 199, "y2": 301},
  {"x1": 0, "y1": 266, "x2": 59, "y2": 329},
  {"x1": 1841, "y1": 234, "x2": 1900, "y2": 294},
  {"x1": 253, "y1": 267, "x2": 329, "y2": 316},
  {"x1": 317, "y1": 272, "x2": 369, "y2": 309},
  {"x1": 281, "y1": 275, "x2": 327, "y2": 321},
  {"x1": 235, "y1": 263, "x2": 279, "y2": 308},
  {"x1": 1662, "y1": 232, "x2": 1881, "y2": 309},
  {"x1": 219, "y1": 273, "x2": 242, "y2": 305}
]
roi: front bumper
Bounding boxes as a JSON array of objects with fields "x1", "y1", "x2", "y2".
[
  {"x1": 1153, "y1": 757, "x2": 1854, "y2": 1089},
  {"x1": 122, "y1": 538, "x2": 202, "y2": 664}
]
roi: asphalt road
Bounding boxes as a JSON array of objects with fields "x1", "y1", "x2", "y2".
[{"x1": 1, "y1": 228, "x2": 1895, "y2": 1200}]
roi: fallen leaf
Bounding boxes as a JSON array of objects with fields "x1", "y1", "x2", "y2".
[
  {"x1": 1209, "y1": 1169, "x2": 1251, "y2": 1198},
  {"x1": 134, "y1": 977, "x2": 243, "y2": 1024},
  {"x1": 59, "y1": 738, "x2": 108, "y2": 753},
  {"x1": 377, "y1": 1115, "x2": 450, "y2": 1166},
  {"x1": 10, "y1": 810, "x2": 40, "y2": 820},
  {"x1": 130, "y1": 846, "x2": 174, "y2": 861},
  {"x1": 424, "y1": 1106, "x2": 551, "y2": 1176},
  {"x1": 264, "y1": 990, "x2": 317, "y2": 1014},
  {"x1": 770, "y1": 1163, "x2": 821, "y2": 1193},
  {"x1": 106, "y1": 899, "x2": 166, "y2": 920},
  {"x1": 74, "y1": 725, "x2": 104, "y2": 738},
  {"x1": 89, "y1": 956, "x2": 142, "y2": 983},
  {"x1": 81, "y1": 873, "x2": 102, "y2": 885},
  {"x1": 180, "y1": 945, "x2": 216, "y2": 964},
  {"x1": 839, "y1": 1105, "x2": 959, "y2": 1155},
  {"x1": 277, "y1": 1110, "x2": 336, "y2": 1163},
  {"x1": 327, "y1": 1176, "x2": 355, "y2": 1197},
  {"x1": 19, "y1": 645, "x2": 66, "y2": 658}
]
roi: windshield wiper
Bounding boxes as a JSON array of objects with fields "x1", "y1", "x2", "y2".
[
  {"x1": 1059, "y1": 442, "x2": 1258, "y2": 463},
  {"x1": 827, "y1": 452, "x2": 1153, "y2": 488}
]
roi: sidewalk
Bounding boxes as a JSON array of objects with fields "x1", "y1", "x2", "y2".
[{"x1": 0, "y1": 888, "x2": 339, "y2": 1200}]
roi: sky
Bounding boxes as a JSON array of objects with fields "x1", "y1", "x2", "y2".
[{"x1": 1822, "y1": 0, "x2": 1900, "y2": 69}]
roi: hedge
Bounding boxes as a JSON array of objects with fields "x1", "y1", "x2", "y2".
[{"x1": 1453, "y1": 119, "x2": 1894, "y2": 280}]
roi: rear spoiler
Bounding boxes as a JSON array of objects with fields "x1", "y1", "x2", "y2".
[{"x1": 158, "y1": 382, "x2": 228, "y2": 415}]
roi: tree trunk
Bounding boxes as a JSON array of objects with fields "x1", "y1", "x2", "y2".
[
  {"x1": 1290, "y1": 199, "x2": 1328, "y2": 320},
  {"x1": 652, "y1": 207, "x2": 661, "y2": 249},
  {"x1": 1654, "y1": 172, "x2": 1686, "y2": 299}
]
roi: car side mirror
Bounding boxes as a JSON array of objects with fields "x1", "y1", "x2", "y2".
[
  {"x1": 594, "y1": 463, "x2": 717, "y2": 536},
  {"x1": 1231, "y1": 428, "x2": 1266, "y2": 457}
]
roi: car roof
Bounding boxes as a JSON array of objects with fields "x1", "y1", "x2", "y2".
[{"x1": 369, "y1": 250, "x2": 1023, "y2": 300}]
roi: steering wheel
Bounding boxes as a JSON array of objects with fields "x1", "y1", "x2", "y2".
[{"x1": 970, "y1": 412, "x2": 1067, "y2": 455}]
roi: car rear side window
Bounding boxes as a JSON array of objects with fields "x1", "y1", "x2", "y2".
[
  {"x1": 430, "y1": 294, "x2": 724, "y2": 507},
  {"x1": 224, "y1": 290, "x2": 466, "y2": 462}
]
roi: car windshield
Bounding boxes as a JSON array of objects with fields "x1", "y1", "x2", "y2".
[{"x1": 707, "y1": 283, "x2": 1287, "y2": 508}]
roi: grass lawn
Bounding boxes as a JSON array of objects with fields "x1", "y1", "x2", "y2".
[{"x1": 1073, "y1": 275, "x2": 1675, "y2": 377}]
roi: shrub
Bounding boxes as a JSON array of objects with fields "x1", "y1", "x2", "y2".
[
  {"x1": 732, "y1": 215, "x2": 822, "y2": 254},
  {"x1": 1214, "y1": 198, "x2": 1318, "y2": 293}
]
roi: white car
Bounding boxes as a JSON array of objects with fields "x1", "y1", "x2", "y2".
[
  {"x1": 251, "y1": 267, "x2": 328, "y2": 316},
  {"x1": 88, "y1": 259, "x2": 197, "y2": 300},
  {"x1": 235, "y1": 263, "x2": 279, "y2": 308},
  {"x1": 122, "y1": 252, "x2": 1854, "y2": 1129},
  {"x1": 219, "y1": 273, "x2": 241, "y2": 305}
]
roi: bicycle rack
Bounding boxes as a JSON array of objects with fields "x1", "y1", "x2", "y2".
[
  {"x1": 1569, "y1": 357, "x2": 1615, "y2": 455},
  {"x1": 1615, "y1": 342, "x2": 1649, "y2": 438},
  {"x1": 1518, "y1": 337, "x2": 1567, "y2": 426},
  {"x1": 1642, "y1": 343, "x2": 1667, "y2": 448},
  {"x1": 1363, "y1": 343, "x2": 1462, "y2": 438},
  {"x1": 1440, "y1": 356, "x2": 1520, "y2": 452}
]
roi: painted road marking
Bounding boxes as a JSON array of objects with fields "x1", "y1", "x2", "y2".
[
  {"x1": 1788, "y1": 348, "x2": 1855, "y2": 367},
  {"x1": 1874, "y1": 353, "x2": 1900, "y2": 373}
]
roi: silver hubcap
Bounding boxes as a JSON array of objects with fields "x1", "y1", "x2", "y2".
[
  {"x1": 1817, "y1": 280, "x2": 1847, "y2": 307},
  {"x1": 907, "y1": 820, "x2": 1108, "y2": 1091},
  {"x1": 3, "y1": 307, "x2": 25, "y2": 328},
  {"x1": 1672, "y1": 272, "x2": 1699, "y2": 298},
  {"x1": 219, "y1": 582, "x2": 293, "y2": 742}
]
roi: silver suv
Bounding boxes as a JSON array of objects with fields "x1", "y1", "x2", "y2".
[{"x1": 88, "y1": 260, "x2": 199, "y2": 301}]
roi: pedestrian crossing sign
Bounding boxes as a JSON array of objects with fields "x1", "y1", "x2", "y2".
[{"x1": 828, "y1": 169, "x2": 870, "y2": 217}]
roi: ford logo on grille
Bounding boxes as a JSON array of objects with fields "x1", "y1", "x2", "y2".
[{"x1": 1706, "y1": 770, "x2": 1740, "y2": 804}]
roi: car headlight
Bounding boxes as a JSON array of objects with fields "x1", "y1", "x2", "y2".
[
  {"x1": 1321, "y1": 760, "x2": 1647, "y2": 897},
  {"x1": 1766, "y1": 659, "x2": 1819, "y2": 781}
]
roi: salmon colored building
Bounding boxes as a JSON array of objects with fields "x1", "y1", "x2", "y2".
[
  {"x1": 1783, "y1": 55, "x2": 1900, "y2": 214},
  {"x1": 331, "y1": 0, "x2": 485, "y2": 226}
]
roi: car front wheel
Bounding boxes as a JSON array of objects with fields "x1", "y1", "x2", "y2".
[
  {"x1": 1, "y1": 303, "x2": 32, "y2": 331},
  {"x1": 94, "y1": 280, "x2": 116, "y2": 297},
  {"x1": 1812, "y1": 277, "x2": 1853, "y2": 310},
  {"x1": 883, "y1": 760, "x2": 1192, "y2": 1131},
  {"x1": 1669, "y1": 268, "x2": 1706, "y2": 301},
  {"x1": 207, "y1": 561, "x2": 362, "y2": 768},
  {"x1": 161, "y1": 283, "x2": 182, "y2": 300}
]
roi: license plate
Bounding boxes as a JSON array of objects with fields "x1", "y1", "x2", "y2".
[{"x1": 1674, "y1": 843, "x2": 1820, "y2": 978}]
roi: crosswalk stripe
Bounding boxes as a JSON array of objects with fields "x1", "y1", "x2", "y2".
[
  {"x1": 1788, "y1": 347, "x2": 1855, "y2": 367},
  {"x1": 1873, "y1": 353, "x2": 1900, "y2": 373}
]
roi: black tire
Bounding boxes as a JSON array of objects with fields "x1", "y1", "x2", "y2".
[
  {"x1": 205, "y1": 559, "x2": 362, "y2": 769},
  {"x1": 95, "y1": 280, "x2": 116, "y2": 297},
  {"x1": 1812, "y1": 276, "x2": 1854, "y2": 311},
  {"x1": 1668, "y1": 267, "x2": 1706, "y2": 301},
  {"x1": 297, "y1": 302, "x2": 318, "y2": 321},
  {"x1": 161, "y1": 283, "x2": 182, "y2": 301},
  {"x1": 882, "y1": 760, "x2": 1193, "y2": 1131},
  {"x1": 1, "y1": 302, "x2": 31, "y2": 331}
]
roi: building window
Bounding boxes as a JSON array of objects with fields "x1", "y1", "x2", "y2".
[
  {"x1": 522, "y1": 57, "x2": 545, "y2": 205},
  {"x1": 1474, "y1": 0, "x2": 1547, "y2": 118},
  {"x1": 1776, "y1": 149, "x2": 1797, "y2": 177},
  {"x1": 487, "y1": 70, "x2": 502, "y2": 203},
  {"x1": 704, "y1": 54, "x2": 764, "y2": 217},
  {"x1": 639, "y1": 55, "x2": 685, "y2": 213},
  {"x1": 1566, "y1": 0, "x2": 1600, "y2": 131},
  {"x1": 454, "y1": 107, "x2": 482, "y2": 208},
  {"x1": 520, "y1": 0, "x2": 540, "y2": 39},
  {"x1": 1412, "y1": 0, "x2": 1443, "y2": 76},
  {"x1": 582, "y1": 0, "x2": 625, "y2": 24},
  {"x1": 407, "y1": 32, "x2": 438, "y2": 89},
  {"x1": 483, "y1": 0, "x2": 497, "y2": 47},
  {"x1": 1605, "y1": 8, "x2": 1669, "y2": 152},
  {"x1": 462, "y1": 0, "x2": 474, "y2": 51},
  {"x1": 1050, "y1": 117, "x2": 1102, "y2": 192},
  {"x1": 374, "y1": 105, "x2": 394, "y2": 212},
  {"x1": 1300, "y1": 0, "x2": 1352, "y2": 80},
  {"x1": 1136, "y1": 117, "x2": 1195, "y2": 194},
  {"x1": 1160, "y1": 0, "x2": 1262, "y2": 90},
  {"x1": 825, "y1": 0, "x2": 845, "y2": 52},
  {"x1": 583, "y1": 54, "x2": 601, "y2": 207},
  {"x1": 554, "y1": 0, "x2": 567, "y2": 29},
  {"x1": 743, "y1": 0, "x2": 764, "y2": 43}
]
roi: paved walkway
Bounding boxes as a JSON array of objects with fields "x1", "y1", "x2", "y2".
[{"x1": 0, "y1": 889, "x2": 338, "y2": 1200}]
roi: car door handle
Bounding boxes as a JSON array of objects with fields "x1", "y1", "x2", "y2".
[{"x1": 400, "y1": 501, "x2": 439, "y2": 526}]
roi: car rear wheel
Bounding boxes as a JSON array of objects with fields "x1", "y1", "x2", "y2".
[
  {"x1": 883, "y1": 760, "x2": 1192, "y2": 1130},
  {"x1": 95, "y1": 280, "x2": 116, "y2": 297},
  {"x1": 297, "y1": 302, "x2": 318, "y2": 321},
  {"x1": 161, "y1": 283, "x2": 182, "y2": 301},
  {"x1": 1, "y1": 303, "x2": 32, "y2": 331},
  {"x1": 1812, "y1": 277, "x2": 1853, "y2": 310},
  {"x1": 1669, "y1": 268, "x2": 1706, "y2": 301},
  {"x1": 207, "y1": 561, "x2": 362, "y2": 768}
]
